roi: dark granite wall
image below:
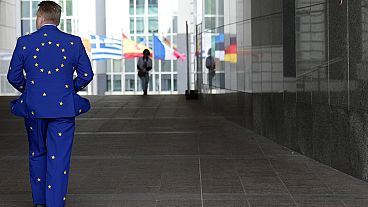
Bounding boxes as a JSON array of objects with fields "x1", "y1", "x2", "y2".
[{"x1": 200, "y1": 0, "x2": 368, "y2": 181}]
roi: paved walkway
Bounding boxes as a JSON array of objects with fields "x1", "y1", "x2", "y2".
[{"x1": 0, "y1": 95, "x2": 368, "y2": 207}]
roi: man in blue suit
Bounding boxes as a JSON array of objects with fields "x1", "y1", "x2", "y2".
[{"x1": 7, "y1": 1, "x2": 93, "y2": 207}]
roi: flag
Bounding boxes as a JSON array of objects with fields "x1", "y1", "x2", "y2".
[
  {"x1": 137, "y1": 37, "x2": 146, "y2": 44},
  {"x1": 122, "y1": 34, "x2": 151, "y2": 59},
  {"x1": 153, "y1": 35, "x2": 186, "y2": 61},
  {"x1": 203, "y1": 33, "x2": 224, "y2": 60},
  {"x1": 89, "y1": 35, "x2": 122, "y2": 60},
  {"x1": 214, "y1": 34, "x2": 225, "y2": 61},
  {"x1": 82, "y1": 38, "x2": 91, "y2": 53},
  {"x1": 162, "y1": 36, "x2": 177, "y2": 50},
  {"x1": 225, "y1": 37, "x2": 237, "y2": 63}
]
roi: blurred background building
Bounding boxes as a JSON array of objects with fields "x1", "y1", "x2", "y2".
[{"x1": 0, "y1": 0, "x2": 201, "y2": 95}]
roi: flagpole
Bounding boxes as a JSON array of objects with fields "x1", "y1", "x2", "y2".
[
  {"x1": 152, "y1": 33, "x2": 155, "y2": 94},
  {"x1": 186, "y1": 21, "x2": 190, "y2": 94}
]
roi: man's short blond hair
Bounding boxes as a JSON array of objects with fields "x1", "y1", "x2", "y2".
[{"x1": 37, "y1": 1, "x2": 62, "y2": 25}]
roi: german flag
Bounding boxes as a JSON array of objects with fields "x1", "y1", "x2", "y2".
[{"x1": 225, "y1": 37, "x2": 237, "y2": 63}]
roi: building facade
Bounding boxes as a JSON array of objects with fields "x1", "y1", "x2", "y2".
[
  {"x1": 199, "y1": 0, "x2": 368, "y2": 182},
  {"x1": 0, "y1": 0, "x2": 198, "y2": 96},
  {"x1": 105, "y1": 0, "x2": 185, "y2": 95},
  {"x1": 0, "y1": 0, "x2": 20, "y2": 95},
  {"x1": 20, "y1": 0, "x2": 78, "y2": 35}
]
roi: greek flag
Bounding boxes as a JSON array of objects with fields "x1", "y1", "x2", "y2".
[{"x1": 90, "y1": 35, "x2": 122, "y2": 60}]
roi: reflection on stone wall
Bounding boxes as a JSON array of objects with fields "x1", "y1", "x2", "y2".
[{"x1": 200, "y1": 0, "x2": 368, "y2": 181}]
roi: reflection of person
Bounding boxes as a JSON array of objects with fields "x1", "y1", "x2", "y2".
[
  {"x1": 137, "y1": 49, "x2": 152, "y2": 95},
  {"x1": 205, "y1": 48, "x2": 216, "y2": 90},
  {"x1": 7, "y1": 1, "x2": 93, "y2": 207}
]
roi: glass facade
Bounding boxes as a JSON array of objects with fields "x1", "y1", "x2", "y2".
[
  {"x1": 198, "y1": 0, "x2": 288, "y2": 94},
  {"x1": 20, "y1": 0, "x2": 77, "y2": 35},
  {"x1": 106, "y1": 0, "x2": 178, "y2": 95},
  {"x1": 202, "y1": 0, "x2": 225, "y2": 92}
]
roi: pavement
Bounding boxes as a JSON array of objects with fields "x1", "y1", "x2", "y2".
[{"x1": 0, "y1": 95, "x2": 367, "y2": 207}]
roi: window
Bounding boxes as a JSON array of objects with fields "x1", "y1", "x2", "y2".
[
  {"x1": 205, "y1": 0, "x2": 224, "y2": 15},
  {"x1": 113, "y1": 75, "x2": 122, "y2": 91},
  {"x1": 21, "y1": 20, "x2": 30, "y2": 35},
  {"x1": 136, "y1": 0, "x2": 145, "y2": 15},
  {"x1": 154, "y1": 59, "x2": 160, "y2": 72},
  {"x1": 32, "y1": 1, "x2": 40, "y2": 17},
  {"x1": 21, "y1": 1, "x2": 30, "y2": 17},
  {"x1": 148, "y1": 0, "x2": 158, "y2": 14},
  {"x1": 161, "y1": 60, "x2": 171, "y2": 72},
  {"x1": 173, "y1": 60, "x2": 177, "y2": 72},
  {"x1": 155, "y1": 74, "x2": 159, "y2": 91},
  {"x1": 113, "y1": 60, "x2": 122, "y2": 72},
  {"x1": 32, "y1": 19, "x2": 36, "y2": 32},
  {"x1": 125, "y1": 59, "x2": 135, "y2": 72},
  {"x1": 107, "y1": 60, "x2": 113, "y2": 73},
  {"x1": 125, "y1": 75, "x2": 135, "y2": 91},
  {"x1": 161, "y1": 74, "x2": 172, "y2": 91},
  {"x1": 148, "y1": 17, "x2": 158, "y2": 33},
  {"x1": 218, "y1": 0, "x2": 224, "y2": 15},
  {"x1": 148, "y1": 36, "x2": 153, "y2": 48},
  {"x1": 66, "y1": 0, "x2": 73, "y2": 16},
  {"x1": 136, "y1": 17, "x2": 144, "y2": 34},
  {"x1": 172, "y1": 16, "x2": 178, "y2": 33},
  {"x1": 21, "y1": 0, "x2": 76, "y2": 35},
  {"x1": 130, "y1": 18, "x2": 134, "y2": 34},
  {"x1": 107, "y1": 75, "x2": 112, "y2": 92},
  {"x1": 136, "y1": 36, "x2": 146, "y2": 45},
  {"x1": 137, "y1": 78, "x2": 143, "y2": 91},
  {"x1": 149, "y1": 74, "x2": 153, "y2": 91},
  {"x1": 173, "y1": 74, "x2": 178, "y2": 91},
  {"x1": 130, "y1": 0, "x2": 134, "y2": 15},
  {"x1": 66, "y1": 19, "x2": 72, "y2": 33},
  {"x1": 59, "y1": 19, "x2": 64, "y2": 31},
  {"x1": 205, "y1": 17, "x2": 216, "y2": 30},
  {"x1": 205, "y1": 0, "x2": 216, "y2": 15}
]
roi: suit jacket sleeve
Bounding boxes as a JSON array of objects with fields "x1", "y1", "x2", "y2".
[
  {"x1": 7, "y1": 38, "x2": 26, "y2": 93},
  {"x1": 74, "y1": 37, "x2": 94, "y2": 93}
]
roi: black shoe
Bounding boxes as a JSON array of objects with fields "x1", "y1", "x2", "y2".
[{"x1": 34, "y1": 204, "x2": 46, "y2": 207}]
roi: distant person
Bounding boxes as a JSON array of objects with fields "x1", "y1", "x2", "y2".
[
  {"x1": 137, "y1": 49, "x2": 152, "y2": 95},
  {"x1": 7, "y1": 1, "x2": 93, "y2": 207},
  {"x1": 205, "y1": 48, "x2": 216, "y2": 91}
]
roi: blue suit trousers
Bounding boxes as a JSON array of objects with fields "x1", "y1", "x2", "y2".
[{"x1": 25, "y1": 117, "x2": 75, "y2": 207}]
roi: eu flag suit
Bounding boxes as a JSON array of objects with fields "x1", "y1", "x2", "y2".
[{"x1": 7, "y1": 25, "x2": 93, "y2": 207}]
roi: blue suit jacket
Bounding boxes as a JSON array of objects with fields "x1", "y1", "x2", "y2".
[{"x1": 7, "y1": 25, "x2": 94, "y2": 118}]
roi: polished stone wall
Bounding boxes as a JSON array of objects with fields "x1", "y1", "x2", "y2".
[{"x1": 200, "y1": 0, "x2": 368, "y2": 181}]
